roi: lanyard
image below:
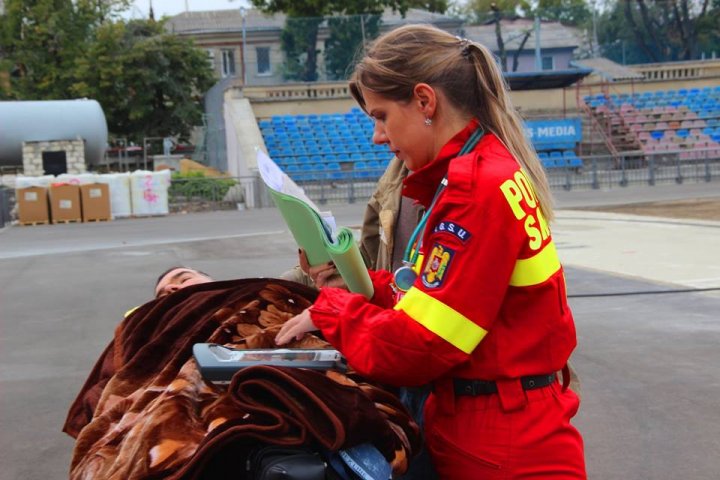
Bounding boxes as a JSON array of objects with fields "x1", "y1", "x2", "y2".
[{"x1": 393, "y1": 126, "x2": 485, "y2": 293}]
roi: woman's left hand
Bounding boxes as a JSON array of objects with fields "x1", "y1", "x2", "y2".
[{"x1": 275, "y1": 308, "x2": 318, "y2": 345}]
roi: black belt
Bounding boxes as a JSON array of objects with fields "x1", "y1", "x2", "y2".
[{"x1": 453, "y1": 374, "x2": 556, "y2": 396}]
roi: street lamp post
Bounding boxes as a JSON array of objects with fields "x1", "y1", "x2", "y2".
[{"x1": 240, "y1": 7, "x2": 248, "y2": 85}]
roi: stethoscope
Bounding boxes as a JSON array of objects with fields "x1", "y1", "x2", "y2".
[{"x1": 392, "y1": 126, "x2": 485, "y2": 293}]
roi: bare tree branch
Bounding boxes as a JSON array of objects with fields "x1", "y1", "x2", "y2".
[{"x1": 512, "y1": 31, "x2": 531, "y2": 72}]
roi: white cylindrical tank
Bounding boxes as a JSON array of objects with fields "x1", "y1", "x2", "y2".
[{"x1": 0, "y1": 99, "x2": 108, "y2": 166}]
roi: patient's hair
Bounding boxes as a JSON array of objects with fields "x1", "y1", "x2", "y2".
[{"x1": 155, "y1": 266, "x2": 211, "y2": 289}]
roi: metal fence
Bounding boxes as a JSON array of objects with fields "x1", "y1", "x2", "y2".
[
  {"x1": 169, "y1": 151, "x2": 720, "y2": 208},
  {"x1": 545, "y1": 151, "x2": 720, "y2": 191},
  {"x1": 2, "y1": 153, "x2": 715, "y2": 224},
  {"x1": 251, "y1": 152, "x2": 720, "y2": 207}
]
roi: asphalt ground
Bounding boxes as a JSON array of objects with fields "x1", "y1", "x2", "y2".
[{"x1": 1, "y1": 181, "x2": 719, "y2": 479}]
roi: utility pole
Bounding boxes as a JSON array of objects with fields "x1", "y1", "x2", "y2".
[{"x1": 534, "y1": 16, "x2": 542, "y2": 70}]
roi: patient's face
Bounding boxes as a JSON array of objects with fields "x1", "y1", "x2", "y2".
[{"x1": 155, "y1": 268, "x2": 213, "y2": 298}]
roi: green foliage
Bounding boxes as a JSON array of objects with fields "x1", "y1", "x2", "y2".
[
  {"x1": 169, "y1": 172, "x2": 237, "y2": 202},
  {"x1": 280, "y1": 16, "x2": 324, "y2": 81},
  {"x1": 0, "y1": 0, "x2": 130, "y2": 99},
  {"x1": 535, "y1": 0, "x2": 592, "y2": 26},
  {"x1": 0, "y1": 1, "x2": 214, "y2": 143},
  {"x1": 460, "y1": 0, "x2": 589, "y2": 25},
  {"x1": 251, "y1": 0, "x2": 448, "y2": 82},
  {"x1": 324, "y1": 14, "x2": 381, "y2": 80},
  {"x1": 597, "y1": 0, "x2": 720, "y2": 64},
  {"x1": 71, "y1": 19, "x2": 215, "y2": 142},
  {"x1": 460, "y1": 0, "x2": 530, "y2": 24}
]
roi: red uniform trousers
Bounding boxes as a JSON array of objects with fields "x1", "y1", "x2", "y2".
[{"x1": 425, "y1": 380, "x2": 586, "y2": 479}]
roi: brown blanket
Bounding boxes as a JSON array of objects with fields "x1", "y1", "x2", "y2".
[{"x1": 65, "y1": 279, "x2": 420, "y2": 479}]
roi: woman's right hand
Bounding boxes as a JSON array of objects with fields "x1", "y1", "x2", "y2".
[{"x1": 298, "y1": 249, "x2": 347, "y2": 289}]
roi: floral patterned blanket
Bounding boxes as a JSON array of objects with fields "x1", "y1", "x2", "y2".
[{"x1": 65, "y1": 279, "x2": 419, "y2": 479}]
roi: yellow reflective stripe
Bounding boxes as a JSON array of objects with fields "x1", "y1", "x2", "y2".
[
  {"x1": 413, "y1": 253, "x2": 424, "y2": 273},
  {"x1": 394, "y1": 288, "x2": 487, "y2": 354},
  {"x1": 509, "y1": 241, "x2": 561, "y2": 287}
]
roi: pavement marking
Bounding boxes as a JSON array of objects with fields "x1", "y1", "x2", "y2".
[{"x1": 0, "y1": 230, "x2": 288, "y2": 260}]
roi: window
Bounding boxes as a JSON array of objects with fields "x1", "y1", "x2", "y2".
[
  {"x1": 541, "y1": 55, "x2": 554, "y2": 71},
  {"x1": 221, "y1": 49, "x2": 236, "y2": 77},
  {"x1": 206, "y1": 49, "x2": 216, "y2": 70},
  {"x1": 256, "y1": 47, "x2": 271, "y2": 75}
]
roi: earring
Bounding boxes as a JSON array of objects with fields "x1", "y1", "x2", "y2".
[{"x1": 424, "y1": 118, "x2": 433, "y2": 126}]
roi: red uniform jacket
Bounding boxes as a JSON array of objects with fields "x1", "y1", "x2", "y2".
[{"x1": 310, "y1": 121, "x2": 576, "y2": 387}]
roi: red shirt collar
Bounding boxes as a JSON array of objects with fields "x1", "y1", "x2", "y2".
[{"x1": 402, "y1": 118, "x2": 481, "y2": 207}]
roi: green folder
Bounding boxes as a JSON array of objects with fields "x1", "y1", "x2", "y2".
[{"x1": 268, "y1": 188, "x2": 374, "y2": 299}]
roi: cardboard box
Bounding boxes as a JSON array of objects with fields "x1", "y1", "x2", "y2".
[
  {"x1": 49, "y1": 184, "x2": 81, "y2": 223},
  {"x1": 16, "y1": 186, "x2": 50, "y2": 225},
  {"x1": 80, "y1": 183, "x2": 111, "y2": 222}
]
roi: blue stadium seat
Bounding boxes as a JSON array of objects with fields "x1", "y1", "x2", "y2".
[
  {"x1": 311, "y1": 163, "x2": 326, "y2": 180},
  {"x1": 563, "y1": 151, "x2": 583, "y2": 168},
  {"x1": 650, "y1": 130, "x2": 665, "y2": 140},
  {"x1": 326, "y1": 162, "x2": 346, "y2": 180},
  {"x1": 541, "y1": 158, "x2": 558, "y2": 169}
]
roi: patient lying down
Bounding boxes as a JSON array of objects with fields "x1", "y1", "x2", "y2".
[{"x1": 64, "y1": 277, "x2": 420, "y2": 480}]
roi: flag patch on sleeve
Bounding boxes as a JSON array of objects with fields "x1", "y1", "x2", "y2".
[{"x1": 421, "y1": 243, "x2": 455, "y2": 288}]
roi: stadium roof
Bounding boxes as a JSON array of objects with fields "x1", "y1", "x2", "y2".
[
  {"x1": 572, "y1": 58, "x2": 645, "y2": 81},
  {"x1": 166, "y1": 8, "x2": 461, "y2": 35},
  {"x1": 505, "y1": 68, "x2": 593, "y2": 90}
]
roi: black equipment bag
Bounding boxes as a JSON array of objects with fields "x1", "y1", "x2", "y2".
[{"x1": 248, "y1": 446, "x2": 328, "y2": 480}]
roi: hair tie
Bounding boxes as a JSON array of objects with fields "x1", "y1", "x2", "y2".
[{"x1": 455, "y1": 35, "x2": 472, "y2": 59}]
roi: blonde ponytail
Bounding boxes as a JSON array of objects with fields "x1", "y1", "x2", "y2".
[{"x1": 350, "y1": 24, "x2": 555, "y2": 221}]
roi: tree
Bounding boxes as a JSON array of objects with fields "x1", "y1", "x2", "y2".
[
  {"x1": 461, "y1": 0, "x2": 591, "y2": 72},
  {"x1": 71, "y1": 19, "x2": 215, "y2": 142},
  {"x1": 324, "y1": 14, "x2": 381, "y2": 80},
  {"x1": 535, "y1": 0, "x2": 592, "y2": 26},
  {"x1": 597, "y1": 0, "x2": 719, "y2": 63},
  {"x1": 0, "y1": 0, "x2": 130, "y2": 100},
  {"x1": 250, "y1": 0, "x2": 448, "y2": 82}
]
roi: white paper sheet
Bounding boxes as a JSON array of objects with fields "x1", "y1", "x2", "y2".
[{"x1": 256, "y1": 149, "x2": 337, "y2": 240}]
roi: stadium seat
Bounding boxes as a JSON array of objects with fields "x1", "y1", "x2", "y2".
[
  {"x1": 650, "y1": 130, "x2": 665, "y2": 140},
  {"x1": 563, "y1": 151, "x2": 583, "y2": 168}
]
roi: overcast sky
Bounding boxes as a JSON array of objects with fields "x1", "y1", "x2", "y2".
[{"x1": 123, "y1": 0, "x2": 250, "y2": 19}]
